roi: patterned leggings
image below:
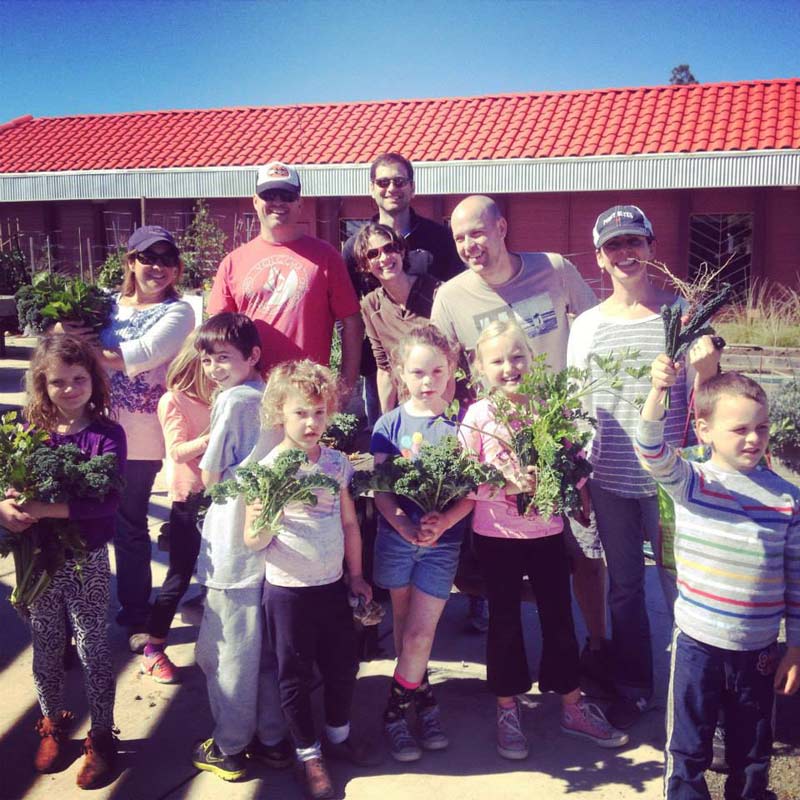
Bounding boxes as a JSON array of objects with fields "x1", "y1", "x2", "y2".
[{"x1": 29, "y1": 546, "x2": 115, "y2": 731}]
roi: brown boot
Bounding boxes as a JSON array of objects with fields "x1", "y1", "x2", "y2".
[
  {"x1": 34, "y1": 710, "x2": 74, "y2": 773},
  {"x1": 297, "y1": 755, "x2": 334, "y2": 799},
  {"x1": 76, "y1": 729, "x2": 117, "y2": 790}
]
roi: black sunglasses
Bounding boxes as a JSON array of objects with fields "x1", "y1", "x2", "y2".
[
  {"x1": 136, "y1": 249, "x2": 179, "y2": 268},
  {"x1": 366, "y1": 242, "x2": 403, "y2": 261},
  {"x1": 373, "y1": 177, "x2": 410, "y2": 189},
  {"x1": 258, "y1": 189, "x2": 300, "y2": 203}
]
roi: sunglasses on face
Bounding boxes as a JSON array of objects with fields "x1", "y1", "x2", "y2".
[
  {"x1": 258, "y1": 189, "x2": 299, "y2": 203},
  {"x1": 373, "y1": 177, "x2": 410, "y2": 189},
  {"x1": 366, "y1": 242, "x2": 403, "y2": 261},
  {"x1": 136, "y1": 249, "x2": 179, "y2": 268}
]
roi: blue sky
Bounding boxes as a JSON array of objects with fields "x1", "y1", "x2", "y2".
[{"x1": 2, "y1": 0, "x2": 798, "y2": 121}]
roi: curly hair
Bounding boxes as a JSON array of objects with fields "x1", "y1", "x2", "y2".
[
  {"x1": 353, "y1": 222, "x2": 407, "y2": 273},
  {"x1": 391, "y1": 323, "x2": 459, "y2": 372},
  {"x1": 694, "y1": 371, "x2": 768, "y2": 422},
  {"x1": 25, "y1": 335, "x2": 113, "y2": 431},
  {"x1": 165, "y1": 331, "x2": 215, "y2": 406},
  {"x1": 261, "y1": 359, "x2": 340, "y2": 428}
]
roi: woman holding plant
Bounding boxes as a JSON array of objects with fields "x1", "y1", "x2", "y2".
[
  {"x1": 57, "y1": 226, "x2": 195, "y2": 648},
  {"x1": 566, "y1": 205, "x2": 692, "y2": 730},
  {"x1": 0, "y1": 335, "x2": 126, "y2": 788}
]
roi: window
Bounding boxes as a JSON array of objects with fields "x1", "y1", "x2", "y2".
[{"x1": 688, "y1": 213, "x2": 752, "y2": 295}]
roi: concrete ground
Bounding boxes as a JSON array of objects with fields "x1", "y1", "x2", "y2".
[{"x1": 0, "y1": 334, "x2": 797, "y2": 800}]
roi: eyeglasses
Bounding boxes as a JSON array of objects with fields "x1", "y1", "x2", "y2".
[
  {"x1": 258, "y1": 189, "x2": 300, "y2": 203},
  {"x1": 136, "y1": 249, "x2": 179, "y2": 268},
  {"x1": 366, "y1": 242, "x2": 403, "y2": 261},
  {"x1": 373, "y1": 177, "x2": 410, "y2": 189}
]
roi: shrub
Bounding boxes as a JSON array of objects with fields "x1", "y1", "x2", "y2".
[
  {"x1": 96, "y1": 247, "x2": 126, "y2": 291},
  {"x1": 0, "y1": 248, "x2": 31, "y2": 295},
  {"x1": 770, "y1": 378, "x2": 800, "y2": 473},
  {"x1": 178, "y1": 200, "x2": 227, "y2": 290}
]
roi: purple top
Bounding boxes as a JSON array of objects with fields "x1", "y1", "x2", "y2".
[{"x1": 46, "y1": 420, "x2": 128, "y2": 550}]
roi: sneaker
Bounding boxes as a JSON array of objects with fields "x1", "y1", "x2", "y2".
[
  {"x1": 296, "y1": 755, "x2": 334, "y2": 800},
  {"x1": 384, "y1": 717, "x2": 422, "y2": 762},
  {"x1": 76, "y1": 729, "x2": 117, "y2": 789},
  {"x1": 579, "y1": 639, "x2": 616, "y2": 698},
  {"x1": 496, "y1": 699, "x2": 528, "y2": 760},
  {"x1": 141, "y1": 649, "x2": 179, "y2": 684},
  {"x1": 246, "y1": 736, "x2": 294, "y2": 769},
  {"x1": 605, "y1": 695, "x2": 653, "y2": 730},
  {"x1": 128, "y1": 632, "x2": 149, "y2": 654},
  {"x1": 561, "y1": 699, "x2": 629, "y2": 748},
  {"x1": 323, "y1": 735, "x2": 383, "y2": 766},
  {"x1": 191, "y1": 738, "x2": 246, "y2": 781},
  {"x1": 468, "y1": 596, "x2": 490, "y2": 633},
  {"x1": 709, "y1": 724, "x2": 728, "y2": 773},
  {"x1": 34, "y1": 710, "x2": 74, "y2": 773},
  {"x1": 417, "y1": 705, "x2": 449, "y2": 750}
]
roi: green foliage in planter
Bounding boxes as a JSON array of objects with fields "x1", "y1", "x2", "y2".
[
  {"x1": 178, "y1": 200, "x2": 227, "y2": 290},
  {"x1": 0, "y1": 248, "x2": 31, "y2": 296},
  {"x1": 96, "y1": 247, "x2": 126, "y2": 291},
  {"x1": 770, "y1": 378, "x2": 800, "y2": 473}
]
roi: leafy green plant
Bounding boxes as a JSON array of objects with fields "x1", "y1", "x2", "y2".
[
  {"x1": 16, "y1": 272, "x2": 114, "y2": 334},
  {"x1": 320, "y1": 413, "x2": 360, "y2": 452},
  {"x1": 178, "y1": 200, "x2": 228, "y2": 290},
  {"x1": 96, "y1": 246, "x2": 126, "y2": 291},
  {"x1": 0, "y1": 248, "x2": 31, "y2": 295},
  {"x1": 770, "y1": 378, "x2": 800, "y2": 473},
  {"x1": 0, "y1": 412, "x2": 123, "y2": 613},
  {"x1": 351, "y1": 436, "x2": 504, "y2": 514},
  {"x1": 208, "y1": 449, "x2": 340, "y2": 536}
]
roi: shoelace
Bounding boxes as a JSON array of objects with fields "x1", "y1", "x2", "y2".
[
  {"x1": 386, "y1": 719, "x2": 417, "y2": 750},
  {"x1": 497, "y1": 704, "x2": 524, "y2": 738},
  {"x1": 574, "y1": 701, "x2": 613, "y2": 733},
  {"x1": 419, "y1": 707, "x2": 444, "y2": 739}
]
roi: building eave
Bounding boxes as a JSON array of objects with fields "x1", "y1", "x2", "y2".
[{"x1": 1, "y1": 150, "x2": 798, "y2": 202}]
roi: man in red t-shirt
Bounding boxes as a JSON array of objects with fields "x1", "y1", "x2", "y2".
[{"x1": 207, "y1": 162, "x2": 363, "y2": 391}]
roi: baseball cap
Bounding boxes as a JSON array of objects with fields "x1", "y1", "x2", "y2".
[
  {"x1": 592, "y1": 205, "x2": 654, "y2": 249},
  {"x1": 127, "y1": 225, "x2": 177, "y2": 253},
  {"x1": 256, "y1": 162, "x2": 301, "y2": 196}
]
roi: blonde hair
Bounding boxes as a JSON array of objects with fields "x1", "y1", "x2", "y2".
[
  {"x1": 391, "y1": 324, "x2": 458, "y2": 372},
  {"x1": 473, "y1": 320, "x2": 532, "y2": 371},
  {"x1": 261, "y1": 359, "x2": 340, "y2": 428},
  {"x1": 165, "y1": 332, "x2": 214, "y2": 406}
]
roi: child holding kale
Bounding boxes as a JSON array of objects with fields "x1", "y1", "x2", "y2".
[
  {"x1": 243, "y1": 359, "x2": 376, "y2": 800},
  {"x1": 0, "y1": 335, "x2": 126, "y2": 789}
]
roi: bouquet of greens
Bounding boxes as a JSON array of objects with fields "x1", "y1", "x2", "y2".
[
  {"x1": 320, "y1": 413, "x2": 360, "y2": 453},
  {"x1": 351, "y1": 435, "x2": 504, "y2": 514},
  {"x1": 208, "y1": 449, "x2": 341, "y2": 536},
  {"x1": 0, "y1": 412, "x2": 123, "y2": 613},
  {"x1": 16, "y1": 273, "x2": 114, "y2": 335}
]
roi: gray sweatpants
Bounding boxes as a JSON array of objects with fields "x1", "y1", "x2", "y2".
[{"x1": 195, "y1": 585, "x2": 287, "y2": 755}]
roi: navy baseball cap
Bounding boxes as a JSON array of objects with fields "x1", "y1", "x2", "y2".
[
  {"x1": 128, "y1": 225, "x2": 177, "y2": 252},
  {"x1": 592, "y1": 205, "x2": 654, "y2": 249}
]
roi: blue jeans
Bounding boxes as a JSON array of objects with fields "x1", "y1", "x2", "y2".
[
  {"x1": 665, "y1": 629, "x2": 777, "y2": 800},
  {"x1": 590, "y1": 482, "x2": 677, "y2": 698},
  {"x1": 114, "y1": 459, "x2": 161, "y2": 628}
]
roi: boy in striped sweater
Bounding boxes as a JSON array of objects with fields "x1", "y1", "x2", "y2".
[{"x1": 636, "y1": 347, "x2": 800, "y2": 800}]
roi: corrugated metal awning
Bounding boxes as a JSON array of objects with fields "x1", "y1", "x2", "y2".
[{"x1": 1, "y1": 150, "x2": 798, "y2": 202}]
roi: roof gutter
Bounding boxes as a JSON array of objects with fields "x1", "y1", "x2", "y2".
[{"x1": 1, "y1": 150, "x2": 798, "y2": 202}]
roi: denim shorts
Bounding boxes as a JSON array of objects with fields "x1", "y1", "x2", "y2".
[{"x1": 373, "y1": 528, "x2": 462, "y2": 600}]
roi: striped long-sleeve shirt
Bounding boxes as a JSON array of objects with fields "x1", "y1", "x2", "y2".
[{"x1": 635, "y1": 417, "x2": 800, "y2": 651}]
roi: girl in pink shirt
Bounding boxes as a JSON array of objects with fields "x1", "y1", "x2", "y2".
[
  {"x1": 140, "y1": 333, "x2": 213, "y2": 683},
  {"x1": 459, "y1": 321, "x2": 627, "y2": 760}
]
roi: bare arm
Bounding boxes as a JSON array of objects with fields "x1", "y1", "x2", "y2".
[
  {"x1": 376, "y1": 368, "x2": 397, "y2": 413},
  {"x1": 242, "y1": 500, "x2": 276, "y2": 551},
  {"x1": 338, "y1": 313, "x2": 364, "y2": 395},
  {"x1": 340, "y1": 485, "x2": 372, "y2": 601},
  {"x1": 201, "y1": 469, "x2": 222, "y2": 488}
]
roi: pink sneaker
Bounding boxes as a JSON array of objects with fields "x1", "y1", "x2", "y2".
[
  {"x1": 561, "y1": 698, "x2": 629, "y2": 748},
  {"x1": 496, "y1": 698, "x2": 528, "y2": 760},
  {"x1": 140, "y1": 650, "x2": 179, "y2": 684}
]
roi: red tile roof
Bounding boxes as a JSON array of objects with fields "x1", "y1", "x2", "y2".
[{"x1": 1, "y1": 79, "x2": 798, "y2": 173}]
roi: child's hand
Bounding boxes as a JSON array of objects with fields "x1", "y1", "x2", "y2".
[
  {"x1": 504, "y1": 465, "x2": 537, "y2": 496},
  {"x1": 650, "y1": 354, "x2": 679, "y2": 390},
  {"x1": 349, "y1": 574, "x2": 373, "y2": 604},
  {"x1": 688, "y1": 335, "x2": 722, "y2": 385},
  {"x1": 250, "y1": 499, "x2": 264, "y2": 517},
  {"x1": 774, "y1": 646, "x2": 800, "y2": 695},
  {"x1": 418, "y1": 511, "x2": 450, "y2": 544},
  {"x1": 0, "y1": 499, "x2": 37, "y2": 533}
]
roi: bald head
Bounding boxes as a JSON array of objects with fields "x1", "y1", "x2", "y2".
[{"x1": 450, "y1": 195, "x2": 512, "y2": 284}]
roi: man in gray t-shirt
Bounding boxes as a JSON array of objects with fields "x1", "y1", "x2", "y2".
[{"x1": 432, "y1": 195, "x2": 609, "y2": 682}]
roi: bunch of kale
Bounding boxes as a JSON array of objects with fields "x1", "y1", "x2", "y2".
[
  {"x1": 16, "y1": 273, "x2": 113, "y2": 335},
  {"x1": 320, "y1": 413, "x2": 361, "y2": 453},
  {"x1": 208, "y1": 449, "x2": 341, "y2": 537},
  {"x1": 351, "y1": 436, "x2": 504, "y2": 514},
  {"x1": 0, "y1": 412, "x2": 123, "y2": 613}
]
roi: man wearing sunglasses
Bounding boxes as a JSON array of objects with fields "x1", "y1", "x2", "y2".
[{"x1": 207, "y1": 162, "x2": 362, "y2": 393}]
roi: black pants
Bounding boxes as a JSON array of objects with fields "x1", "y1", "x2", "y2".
[
  {"x1": 476, "y1": 532, "x2": 580, "y2": 697},
  {"x1": 147, "y1": 492, "x2": 208, "y2": 639},
  {"x1": 264, "y1": 580, "x2": 358, "y2": 749}
]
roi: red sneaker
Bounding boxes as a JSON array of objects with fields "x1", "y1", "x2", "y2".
[{"x1": 140, "y1": 650, "x2": 180, "y2": 684}]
